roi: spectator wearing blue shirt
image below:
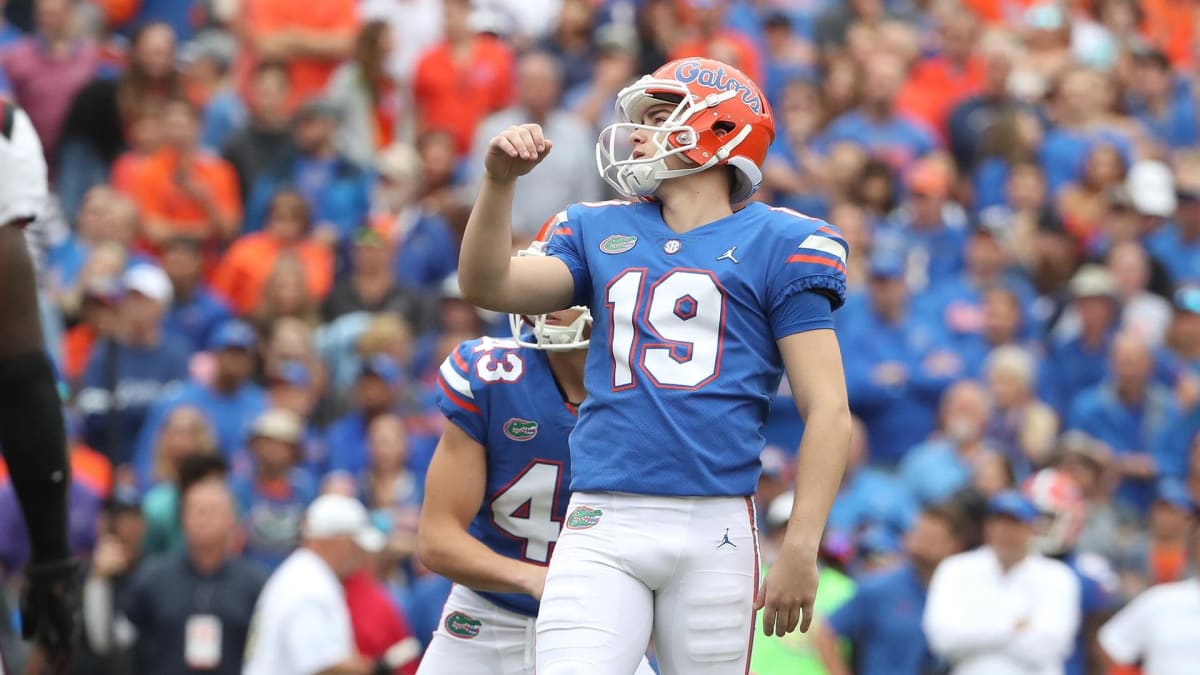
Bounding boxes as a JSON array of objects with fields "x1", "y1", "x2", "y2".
[
  {"x1": 816, "y1": 503, "x2": 971, "y2": 675},
  {"x1": 323, "y1": 355, "x2": 406, "y2": 477},
  {"x1": 1039, "y1": 68, "x2": 1135, "y2": 196},
  {"x1": 1069, "y1": 332, "x2": 1181, "y2": 516},
  {"x1": 77, "y1": 265, "x2": 191, "y2": 467},
  {"x1": 947, "y1": 32, "x2": 1034, "y2": 180},
  {"x1": 816, "y1": 52, "x2": 937, "y2": 172},
  {"x1": 370, "y1": 144, "x2": 459, "y2": 291},
  {"x1": 231, "y1": 409, "x2": 318, "y2": 572},
  {"x1": 983, "y1": 346, "x2": 1059, "y2": 481},
  {"x1": 840, "y1": 254, "x2": 954, "y2": 467},
  {"x1": 828, "y1": 417, "x2": 919, "y2": 536},
  {"x1": 1042, "y1": 266, "x2": 1121, "y2": 419},
  {"x1": 879, "y1": 158, "x2": 970, "y2": 293},
  {"x1": 899, "y1": 381, "x2": 996, "y2": 505},
  {"x1": 1146, "y1": 156, "x2": 1200, "y2": 285},
  {"x1": 244, "y1": 100, "x2": 371, "y2": 247},
  {"x1": 761, "y1": 79, "x2": 831, "y2": 219},
  {"x1": 1125, "y1": 47, "x2": 1198, "y2": 151},
  {"x1": 160, "y1": 237, "x2": 232, "y2": 353},
  {"x1": 134, "y1": 321, "x2": 268, "y2": 485}
]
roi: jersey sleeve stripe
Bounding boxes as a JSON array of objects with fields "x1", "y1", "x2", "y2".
[
  {"x1": 798, "y1": 234, "x2": 848, "y2": 265},
  {"x1": 816, "y1": 224, "x2": 843, "y2": 238},
  {"x1": 786, "y1": 253, "x2": 846, "y2": 273},
  {"x1": 555, "y1": 226, "x2": 574, "y2": 237},
  {"x1": 438, "y1": 376, "x2": 481, "y2": 414},
  {"x1": 439, "y1": 360, "x2": 475, "y2": 400},
  {"x1": 451, "y1": 349, "x2": 470, "y2": 374}
]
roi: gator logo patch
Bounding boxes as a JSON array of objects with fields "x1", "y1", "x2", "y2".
[
  {"x1": 565, "y1": 506, "x2": 603, "y2": 530},
  {"x1": 503, "y1": 418, "x2": 539, "y2": 442},
  {"x1": 444, "y1": 611, "x2": 482, "y2": 639},
  {"x1": 600, "y1": 234, "x2": 638, "y2": 254}
]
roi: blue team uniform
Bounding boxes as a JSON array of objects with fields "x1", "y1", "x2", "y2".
[
  {"x1": 545, "y1": 200, "x2": 847, "y2": 497},
  {"x1": 435, "y1": 337, "x2": 576, "y2": 618}
]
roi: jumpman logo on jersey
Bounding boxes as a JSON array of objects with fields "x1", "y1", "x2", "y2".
[
  {"x1": 717, "y1": 528, "x2": 736, "y2": 549},
  {"x1": 716, "y1": 246, "x2": 740, "y2": 264}
]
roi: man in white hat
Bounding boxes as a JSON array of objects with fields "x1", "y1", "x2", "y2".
[
  {"x1": 243, "y1": 494, "x2": 385, "y2": 675},
  {"x1": 0, "y1": 100, "x2": 77, "y2": 670}
]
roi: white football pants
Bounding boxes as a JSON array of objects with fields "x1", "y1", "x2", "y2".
[
  {"x1": 536, "y1": 492, "x2": 760, "y2": 675},
  {"x1": 418, "y1": 584, "x2": 657, "y2": 675}
]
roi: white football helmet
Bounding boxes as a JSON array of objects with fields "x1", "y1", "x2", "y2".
[
  {"x1": 508, "y1": 217, "x2": 592, "y2": 351},
  {"x1": 1022, "y1": 468, "x2": 1086, "y2": 556}
]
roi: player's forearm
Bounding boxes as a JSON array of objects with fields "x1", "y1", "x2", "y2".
[
  {"x1": 784, "y1": 402, "x2": 851, "y2": 553},
  {"x1": 459, "y1": 175, "x2": 518, "y2": 309},
  {"x1": 419, "y1": 524, "x2": 541, "y2": 597}
]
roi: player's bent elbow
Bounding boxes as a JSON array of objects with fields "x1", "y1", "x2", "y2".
[{"x1": 416, "y1": 523, "x2": 451, "y2": 577}]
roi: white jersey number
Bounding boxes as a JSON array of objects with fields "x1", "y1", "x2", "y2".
[
  {"x1": 606, "y1": 269, "x2": 726, "y2": 389},
  {"x1": 490, "y1": 461, "x2": 562, "y2": 563},
  {"x1": 473, "y1": 337, "x2": 525, "y2": 383}
]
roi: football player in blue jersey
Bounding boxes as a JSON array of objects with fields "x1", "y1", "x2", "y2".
[
  {"x1": 457, "y1": 57, "x2": 853, "y2": 675},
  {"x1": 0, "y1": 100, "x2": 78, "y2": 672},
  {"x1": 416, "y1": 232, "x2": 655, "y2": 675}
]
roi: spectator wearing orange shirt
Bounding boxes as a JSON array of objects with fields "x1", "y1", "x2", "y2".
[
  {"x1": 895, "y1": 11, "x2": 987, "y2": 141},
  {"x1": 240, "y1": 0, "x2": 359, "y2": 110},
  {"x1": 126, "y1": 98, "x2": 242, "y2": 255},
  {"x1": 413, "y1": 0, "x2": 514, "y2": 155},
  {"x1": 211, "y1": 189, "x2": 333, "y2": 318},
  {"x1": 669, "y1": 0, "x2": 764, "y2": 86}
]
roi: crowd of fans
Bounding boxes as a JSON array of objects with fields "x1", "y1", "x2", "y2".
[{"x1": 0, "y1": 0, "x2": 1198, "y2": 672}]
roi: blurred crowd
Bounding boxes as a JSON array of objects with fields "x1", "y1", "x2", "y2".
[{"x1": 0, "y1": 0, "x2": 1198, "y2": 672}]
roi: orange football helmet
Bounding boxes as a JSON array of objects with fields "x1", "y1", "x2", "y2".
[{"x1": 596, "y1": 57, "x2": 775, "y2": 203}]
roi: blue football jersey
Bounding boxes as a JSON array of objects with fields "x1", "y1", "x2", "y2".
[
  {"x1": 435, "y1": 336, "x2": 576, "y2": 617},
  {"x1": 546, "y1": 200, "x2": 848, "y2": 497}
]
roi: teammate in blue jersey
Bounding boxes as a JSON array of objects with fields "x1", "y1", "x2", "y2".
[
  {"x1": 457, "y1": 57, "x2": 853, "y2": 675},
  {"x1": 416, "y1": 238, "x2": 655, "y2": 674}
]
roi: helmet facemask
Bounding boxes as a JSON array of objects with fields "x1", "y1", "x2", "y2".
[
  {"x1": 508, "y1": 240, "x2": 592, "y2": 351},
  {"x1": 595, "y1": 77, "x2": 753, "y2": 200}
]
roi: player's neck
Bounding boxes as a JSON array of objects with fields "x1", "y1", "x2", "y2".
[
  {"x1": 657, "y1": 180, "x2": 734, "y2": 234},
  {"x1": 546, "y1": 350, "x2": 588, "y2": 406}
]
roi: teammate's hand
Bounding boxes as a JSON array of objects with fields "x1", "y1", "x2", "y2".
[
  {"x1": 484, "y1": 124, "x2": 553, "y2": 182},
  {"x1": 521, "y1": 564, "x2": 549, "y2": 600},
  {"x1": 756, "y1": 545, "x2": 819, "y2": 637},
  {"x1": 20, "y1": 557, "x2": 80, "y2": 673}
]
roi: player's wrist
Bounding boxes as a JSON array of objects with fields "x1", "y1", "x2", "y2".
[{"x1": 483, "y1": 172, "x2": 519, "y2": 187}]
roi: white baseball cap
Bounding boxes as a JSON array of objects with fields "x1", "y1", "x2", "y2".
[
  {"x1": 122, "y1": 264, "x2": 174, "y2": 305},
  {"x1": 303, "y1": 494, "x2": 385, "y2": 553},
  {"x1": 0, "y1": 102, "x2": 49, "y2": 227},
  {"x1": 1126, "y1": 160, "x2": 1176, "y2": 218}
]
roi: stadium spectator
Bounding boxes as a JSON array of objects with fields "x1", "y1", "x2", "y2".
[
  {"x1": 817, "y1": 503, "x2": 971, "y2": 675},
  {"x1": 322, "y1": 227, "x2": 438, "y2": 340},
  {"x1": 0, "y1": 0, "x2": 100, "y2": 164},
  {"x1": 56, "y1": 21, "x2": 182, "y2": 219},
  {"x1": 77, "y1": 264, "x2": 191, "y2": 467},
  {"x1": 139, "y1": 409, "x2": 220, "y2": 556},
  {"x1": 232, "y1": 408, "x2": 316, "y2": 571},
  {"x1": 359, "y1": 413, "x2": 421, "y2": 571},
  {"x1": 1118, "y1": 479, "x2": 1197, "y2": 592},
  {"x1": 324, "y1": 355, "x2": 405, "y2": 477},
  {"x1": 124, "y1": 97, "x2": 242, "y2": 253},
  {"x1": 982, "y1": 345, "x2": 1058, "y2": 478},
  {"x1": 1044, "y1": 265, "x2": 1122, "y2": 417},
  {"x1": 343, "y1": 552, "x2": 420, "y2": 675},
  {"x1": 1106, "y1": 240, "x2": 1173, "y2": 346},
  {"x1": 827, "y1": 416, "x2": 918, "y2": 537},
  {"x1": 133, "y1": 319, "x2": 268, "y2": 479},
  {"x1": 367, "y1": 143, "x2": 458, "y2": 292},
  {"x1": 924, "y1": 491, "x2": 1081, "y2": 675},
  {"x1": 210, "y1": 188, "x2": 334, "y2": 318},
  {"x1": 220, "y1": 60, "x2": 294, "y2": 202},
  {"x1": 76, "y1": 486, "x2": 148, "y2": 674},
  {"x1": 325, "y1": 20, "x2": 403, "y2": 167},
  {"x1": 120, "y1": 478, "x2": 267, "y2": 675},
  {"x1": 413, "y1": 0, "x2": 514, "y2": 155},
  {"x1": 242, "y1": 494, "x2": 383, "y2": 675},
  {"x1": 900, "y1": 380, "x2": 997, "y2": 505},
  {"x1": 468, "y1": 50, "x2": 602, "y2": 238},
  {"x1": 879, "y1": 156, "x2": 970, "y2": 293},
  {"x1": 1146, "y1": 153, "x2": 1200, "y2": 285},
  {"x1": 243, "y1": 98, "x2": 371, "y2": 244},
  {"x1": 1068, "y1": 331, "x2": 1180, "y2": 515},
  {"x1": 160, "y1": 235, "x2": 233, "y2": 353},
  {"x1": 238, "y1": 0, "x2": 358, "y2": 109}
]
